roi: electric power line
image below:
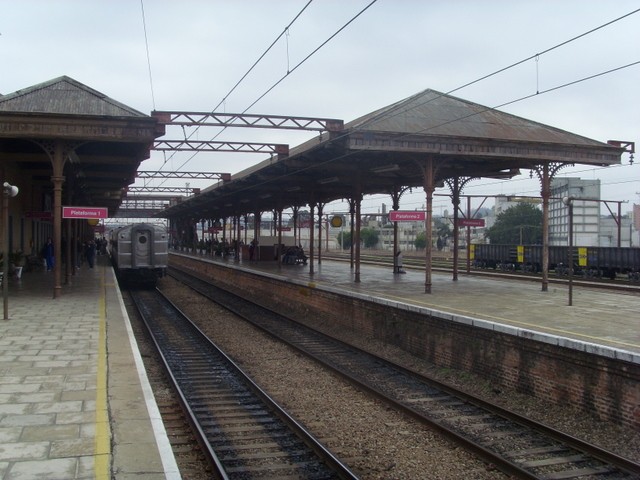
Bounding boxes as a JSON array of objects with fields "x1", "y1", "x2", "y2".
[
  {"x1": 140, "y1": 0, "x2": 156, "y2": 110},
  {"x1": 234, "y1": 59, "x2": 640, "y2": 200},
  {"x1": 355, "y1": 8, "x2": 640, "y2": 132},
  {"x1": 145, "y1": 6, "x2": 638, "y2": 212},
  {"x1": 172, "y1": 6, "x2": 638, "y2": 180},
  {"x1": 154, "y1": 57, "x2": 639, "y2": 213},
  {"x1": 242, "y1": 0, "x2": 378, "y2": 114},
  {"x1": 164, "y1": 0, "x2": 379, "y2": 177},
  {"x1": 159, "y1": 0, "x2": 315, "y2": 170}
]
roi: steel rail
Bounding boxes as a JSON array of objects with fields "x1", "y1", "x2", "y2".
[
  {"x1": 130, "y1": 287, "x2": 359, "y2": 480},
  {"x1": 130, "y1": 289, "x2": 227, "y2": 479},
  {"x1": 169, "y1": 266, "x2": 640, "y2": 480}
]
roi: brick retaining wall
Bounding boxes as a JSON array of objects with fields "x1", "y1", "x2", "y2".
[{"x1": 171, "y1": 254, "x2": 640, "y2": 429}]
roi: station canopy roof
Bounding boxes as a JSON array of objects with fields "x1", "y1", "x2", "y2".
[
  {"x1": 160, "y1": 88, "x2": 623, "y2": 221},
  {"x1": 0, "y1": 76, "x2": 163, "y2": 214}
]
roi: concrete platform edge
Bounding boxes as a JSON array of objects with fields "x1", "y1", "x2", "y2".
[
  {"x1": 234, "y1": 260, "x2": 640, "y2": 365},
  {"x1": 108, "y1": 267, "x2": 181, "y2": 479}
]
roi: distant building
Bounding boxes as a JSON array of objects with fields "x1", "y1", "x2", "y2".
[
  {"x1": 377, "y1": 222, "x2": 424, "y2": 251},
  {"x1": 480, "y1": 195, "x2": 542, "y2": 244},
  {"x1": 494, "y1": 195, "x2": 525, "y2": 216},
  {"x1": 599, "y1": 214, "x2": 633, "y2": 247},
  {"x1": 488, "y1": 181, "x2": 633, "y2": 247},
  {"x1": 549, "y1": 178, "x2": 600, "y2": 246}
]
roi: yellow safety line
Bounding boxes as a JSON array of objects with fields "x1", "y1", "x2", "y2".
[
  {"x1": 382, "y1": 292, "x2": 640, "y2": 351},
  {"x1": 95, "y1": 265, "x2": 111, "y2": 479}
]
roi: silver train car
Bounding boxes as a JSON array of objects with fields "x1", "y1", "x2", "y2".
[{"x1": 110, "y1": 223, "x2": 168, "y2": 285}]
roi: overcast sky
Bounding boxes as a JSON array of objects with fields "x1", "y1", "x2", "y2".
[{"x1": 2, "y1": 1, "x2": 639, "y2": 216}]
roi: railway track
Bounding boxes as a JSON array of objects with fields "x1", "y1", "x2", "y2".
[
  {"x1": 169, "y1": 266, "x2": 640, "y2": 480},
  {"x1": 123, "y1": 291, "x2": 213, "y2": 479},
  {"x1": 129, "y1": 287, "x2": 359, "y2": 480}
]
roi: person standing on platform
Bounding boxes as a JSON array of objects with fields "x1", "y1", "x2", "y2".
[
  {"x1": 85, "y1": 240, "x2": 97, "y2": 268},
  {"x1": 395, "y1": 250, "x2": 406, "y2": 274},
  {"x1": 42, "y1": 237, "x2": 54, "y2": 271},
  {"x1": 249, "y1": 238, "x2": 258, "y2": 261}
]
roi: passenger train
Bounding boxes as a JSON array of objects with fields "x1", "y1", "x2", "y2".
[
  {"x1": 471, "y1": 243, "x2": 640, "y2": 281},
  {"x1": 109, "y1": 223, "x2": 168, "y2": 286}
]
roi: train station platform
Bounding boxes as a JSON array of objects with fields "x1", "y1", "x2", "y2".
[
  {"x1": 2, "y1": 251, "x2": 638, "y2": 480},
  {"x1": 224, "y1": 253, "x2": 640, "y2": 358},
  {"x1": 0, "y1": 256, "x2": 179, "y2": 480}
]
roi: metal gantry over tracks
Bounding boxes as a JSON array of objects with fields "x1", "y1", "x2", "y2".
[{"x1": 118, "y1": 112, "x2": 345, "y2": 218}]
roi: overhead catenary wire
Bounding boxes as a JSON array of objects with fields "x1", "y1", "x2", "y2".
[
  {"x1": 398, "y1": 60, "x2": 640, "y2": 141},
  {"x1": 197, "y1": 59, "x2": 639, "y2": 210},
  {"x1": 140, "y1": 0, "x2": 156, "y2": 111},
  {"x1": 164, "y1": 5, "x2": 637, "y2": 179},
  {"x1": 159, "y1": 0, "x2": 315, "y2": 170},
  {"x1": 462, "y1": 162, "x2": 637, "y2": 194},
  {"x1": 242, "y1": 0, "x2": 378, "y2": 113},
  {"x1": 146, "y1": 6, "x2": 638, "y2": 213},
  {"x1": 256, "y1": 7, "x2": 640, "y2": 208},
  {"x1": 354, "y1": 7, "x2": 640, "y2": 132},
  {"x1": 165, "y1": 0, "x2": 378, "y2": 177},
  {"x1": 213, "y1": 0, "x2": 314, "y2": 115}
]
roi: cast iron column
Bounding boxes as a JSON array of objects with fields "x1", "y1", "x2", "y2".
[
  {"x1": 423, "y1": 156, "x2": 435, "y2": 294},
  {"x1": 309, "y1": 202, "x2": 315, "y2": 275},
  {"x1": 52, "y1": 141, "x2": 66, "y2": 299},
  {"x1": 354, "y1": 194, "x2": 362, "y2": 283}
]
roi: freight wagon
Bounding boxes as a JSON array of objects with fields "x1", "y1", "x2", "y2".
[{"x1": 471, "y1": 244, "x2": 640, "y2": 281}]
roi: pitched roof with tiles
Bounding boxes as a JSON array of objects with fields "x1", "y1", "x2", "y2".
[
  {"x1": 346, "y1": 88, "x2": 608, "y2": 147},
  {"x1": 0, "y1": 76, "x2": 148, "y2": 117}
]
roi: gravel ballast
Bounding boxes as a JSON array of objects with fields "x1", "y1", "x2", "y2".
[{"x1": 157, "y1": 276, "x2": 639, "y2": 479}]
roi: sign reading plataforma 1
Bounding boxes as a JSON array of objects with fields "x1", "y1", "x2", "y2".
[{"x1": 62, "y1": 206, "x2": 109, "y2": 219}]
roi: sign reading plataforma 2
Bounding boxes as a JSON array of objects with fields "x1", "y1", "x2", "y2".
[{"x1": 389, "y1": 211, "x2": 426, "y2": 222}]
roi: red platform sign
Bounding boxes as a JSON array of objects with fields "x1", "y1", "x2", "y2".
[
  {"x1": 389, "y1": 211, "x2": 426, "y2": 222},
  {"x1": 63, "y1": 206, "x2": 108, "y2": 219},
  {"x1": 457, "y1": 218, "x2": 485, "y2": 227}
]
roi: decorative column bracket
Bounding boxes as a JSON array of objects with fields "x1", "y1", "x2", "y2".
[
  {"x1": 445, "y1": 176, "x2": 478, "y2": 281},
  {"x1": 531, "y1": 162, "x2": 573, "y2": 292}
]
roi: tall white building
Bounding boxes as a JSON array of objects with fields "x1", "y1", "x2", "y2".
[
  {"x1": 494, "y1": 195, "x2": 524, "y2": 216},
  {"x1": 599, "y1": 214, "x2": 633, "y2": 247},
  {"x1": 549, "y1": 177, "x2": 600, "y2": 246}
]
